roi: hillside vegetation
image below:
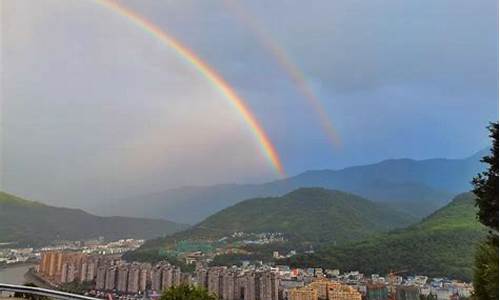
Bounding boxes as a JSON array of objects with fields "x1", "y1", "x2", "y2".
[
  {"x1": 286, "y1": 193, "x2": 486, "y2": 280},
  {"x1": 197, "y1": 188, "x2": 416, "y2": 243},
  {"x1": 129, "y1": 188, "x2": 417, "y2": 261},
  {"x1": 0, "y1": 191, "x2": 188, "y2": 246}
]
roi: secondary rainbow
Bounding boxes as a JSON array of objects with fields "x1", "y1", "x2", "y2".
[
  {"x1": 224, "y1": 0, "x2": 341, "y2": 147},
  {"x1": 94, "y1": 0, "x2": 284, "y2": 175}
]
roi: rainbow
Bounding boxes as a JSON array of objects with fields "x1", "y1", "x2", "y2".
[
  {"x1": 94, "y1": 0, "x2": 284, "y2": 175},
  {"x1": 224, "y1": 0, "x2": 341, "y2": 147}
]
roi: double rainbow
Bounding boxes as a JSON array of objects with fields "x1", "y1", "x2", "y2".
[
  {"x1": 95, "y1": 0, "x2": 284, "y2": 175},
  {"x1": 224, "y1": 0, "x2": 341, "y2": 147}
]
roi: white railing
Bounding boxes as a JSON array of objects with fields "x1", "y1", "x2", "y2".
[{"x1": 0, "y1": 283, "x2": 100, "y2": 300}]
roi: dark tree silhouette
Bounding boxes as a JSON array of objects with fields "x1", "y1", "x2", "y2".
[
  {"x1": 160, "y1": 285, "x2": 216, "y2": 300},
  {"x1": 13, "y1": 283, "x2": 49, "y2": 300},
  {"x1": 472, "y1": 122, "x2": 499, "y2": 231},
  {"x1": 472, "y1": 122, "x2": 498, "y2": 300}
]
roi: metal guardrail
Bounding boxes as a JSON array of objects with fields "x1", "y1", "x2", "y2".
[{"x1": 0, "y1": 283, "x2": 100, "y2": 300}]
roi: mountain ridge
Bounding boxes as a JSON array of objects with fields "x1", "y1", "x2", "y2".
[
  {"x1": 127, "y1": 188, "x2": 418, "y2": 262},
  {"x1": 102, "y1": 148, "x2": 487, "y2": 224},
  {"x1": 285, "y1": 192, "x2": 487, "y2": 281},
  {"x1": 0, "y1": 191, "x2": 189, "y2": 247},
  {"x1": 196, "y1": 188, "x2": 417, "y2": 243}
]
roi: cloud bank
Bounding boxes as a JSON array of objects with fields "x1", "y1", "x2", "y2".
[{"x1": 1, "y1": 0, "x2": 497, "y2": 211}]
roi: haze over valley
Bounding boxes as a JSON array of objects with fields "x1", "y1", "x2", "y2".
[{"x1": 0, "y1": 1, "x2": 498, "y2": 299}]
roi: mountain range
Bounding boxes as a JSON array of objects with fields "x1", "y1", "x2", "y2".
[
  {"x1": 163, "y1": 188, "x2": 415, "y2": 244},
  {"x1": 127, "y1": 188, "x2": 418, "y2": 263},
  {"x1": 4, "y1": 179, "x2": 484, "y2": 280},
  {"x1": 128, "y1": 189, "x2": 485, "y2": 280},
  {"x1": 285, "y1": 193, "x2": 487, "y2": 281},
  {"x1": 0, "y1": 191, "x2": 188, "y2": 247},
  {"x1": 105, "y1": 148, "x2": 487, "y2": 224}
]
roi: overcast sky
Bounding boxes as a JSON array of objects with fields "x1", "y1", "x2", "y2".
[{"x1": 1, "y1": 0, "x2": 498, "y2": 210}]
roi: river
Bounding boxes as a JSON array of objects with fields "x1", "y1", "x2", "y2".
[{"x1": 0, "y1": 264, "x2": 35, "y2": 285}]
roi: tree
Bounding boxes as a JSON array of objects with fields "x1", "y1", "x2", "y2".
[
  {"x1": 472, "y1": 122, "x2": 498, "y2": 300},
  {"x1": 160, "y1": 285, "x2": 217, "y2": 300},
  {"x1": 13, "y1": 283, "x2": 49, "y2": 300},
  {"x1": 59, "y1": 279, "x2": 94, "y2": 294},
  {"x1": 473, "y1": 241, "x2": 499, "y2": 300},
  {"x1": 472, "y1": 122, "x2": 499, "y2": 231}
]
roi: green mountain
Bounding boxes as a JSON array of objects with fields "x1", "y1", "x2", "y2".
[
  {"x1": 108, "y1": 149, "x2": 487, "y2": 224},
  {"x1": 196, "y1": 188, "x2": 416, "y2": 243},
  {"x1": 0, "y1": 191, "x2": 189, "y2": 247},
  {"x1": 286, "y1": 193, "x2": 487, "y2": 281},
  {"x1": 130, "y1": 188, "x2": 417, "y2": 260}
]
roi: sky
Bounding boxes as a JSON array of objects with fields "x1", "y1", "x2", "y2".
[{"x1": 1, "y1": 0, "x2": 498, "y2": 210}]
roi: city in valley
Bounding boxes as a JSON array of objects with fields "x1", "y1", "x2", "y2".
[
  {"x1": 1, "y1": 1, "x2": 497, "y2": 300},
  {"x1": 1, "y1": 236, "x2": 473, "y2": 300}
]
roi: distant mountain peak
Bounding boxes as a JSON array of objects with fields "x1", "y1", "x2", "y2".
[
  {"x1": 286, "y1": 187, "x2": 333, "y2": 196},
  {"x1": 467, "y1": 147, "x2": 490, "y2": 161},
  {"x1": 130, "y1": 187, "x2": 417, "y2": 261},
  {"x1": 105, "y1": 148, "x2": 486, "y2": 224}
]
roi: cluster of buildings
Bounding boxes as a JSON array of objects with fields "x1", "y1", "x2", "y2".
[
  {"x1": 272, "y1": 250, "x2": 297, "y2": 260},
  {"x1": 38, "y1": 250, "x2": 121, "y2": 285},
  {"x1": 362, "y1": 274, "x2": 474, "y2": 300},
  {"x1": 272, "y1": 267, "x2": 472, "y2": 300},
  {"x1": 0, "y1": 247, "x2": 35, "y2": 264},
  {"x1": 0, "y1": 238, "x2": 144, "y2": 267},
  {"x1": 38, "y1": 251, "x2": 190, "y2": 295},
  {"x1": 36, "y1": 249, "x2": 474, "y2": 300},
  {"x1": 288, "y1": 280, "x2": 361, "y2": 300},
  {"x1": 237, "y1": 233, "x2": 286, "y2": 245},
  {"x1": 37, "y1": 251, "x2": 284, "y2": 299},
  {"x1": 196, "y1": 266, "x2": 279, "y2": 300},
  {"x1": 96, "y1": 262, "x2": 155, "y2": 294},
  {"x1": 149, "y1": 263, "x2": 187, "y2": 292},
  {"x1": 40, "y1": 238, "x2": 144, "y2": 255}
]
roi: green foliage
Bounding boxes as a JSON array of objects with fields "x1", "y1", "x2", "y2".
[
  {"x1": 0, "y1": 192, "x2": 45, "y2": 207},
  {"x1": 160, "y1": 285, "x2": 216, "y2": 300},
  {"x1": 130, "y1": 188, "x2": 417, "y2": 263},
  {"x1": 59, "y1": 280, "x2": 94, "y2": 294},
  {"x1": 0, "y1": 191, "x2": 188, "y2": 247},
  {"x1": 414, "y1": 193, "x2": 484, "y2": 231},
  {"x1": 210, "y1": 241, "x2": 310, "y2": 267},
  {"x1": 473, "y1": 237, "x2": 499, "y2": 300},
  {"x1": 162, "y1": 255, "x2": 195, "y2": 273},
  {"x1": 472, "y1": 122, "x2": 499, "y2": 300},
  {"x1": 472, "y1": 122, "x2": 499, "y2": 231},
  {"x1": 210, "y1": 254, "x2": 249, "y2": 267},
  {"x1": 285, "y1": 193, "x2": 487, "y2": 280},
  {"x1": 122, "y1": 249, "x2": 195, "y2": 273},
  {"x1": 164, "y1": 189, "x2": 411, "y2": 244},
  {"x1": 197, "y1": 188, "x2": 416, "y2": 244},
  {"x1": 123, "y1": 248, "x2": 165, "y2": 264}
]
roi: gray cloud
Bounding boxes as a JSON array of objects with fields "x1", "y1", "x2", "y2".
[{"x1": 1, "y1": 0, "x2": 497, "y2": 212}]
